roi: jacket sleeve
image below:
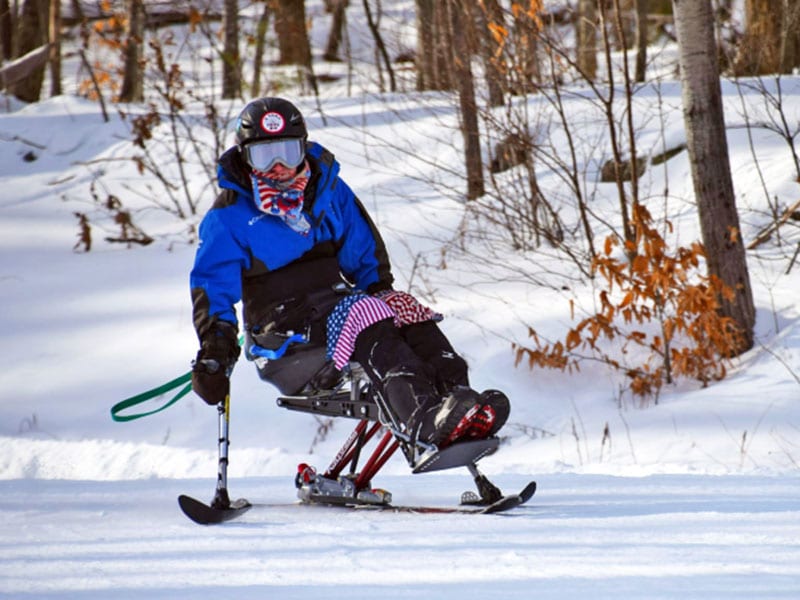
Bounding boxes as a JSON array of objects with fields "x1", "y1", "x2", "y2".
[
  {"x1": 190, "y1": 206, "x2": 248, "y2": 341},
  {"x1": 331, "y1": 178, "x2": 394, "y2": 293}
]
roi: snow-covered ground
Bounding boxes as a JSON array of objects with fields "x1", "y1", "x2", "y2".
[
  {"x1": 1, "y1": 1, "x2": 799, "y2": 598},
  {"x1": 3, "y1": 474, "x2": 798, "y2": 599}
]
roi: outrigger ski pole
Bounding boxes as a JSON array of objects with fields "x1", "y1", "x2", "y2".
[{"x1": 178, "y1": 396, "x2": 252, "y2": 525}]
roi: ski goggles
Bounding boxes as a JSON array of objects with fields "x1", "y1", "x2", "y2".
[{"x1": 244, "y1": 138, "x2": 305, "y2": 171}]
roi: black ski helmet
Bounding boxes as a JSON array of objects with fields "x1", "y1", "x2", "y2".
[{"x1": 235, "y1": 97, "x2": 308, "y2": 148}]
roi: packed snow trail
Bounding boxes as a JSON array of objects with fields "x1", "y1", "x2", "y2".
[{"x1": 2, "y1": 474, "x2": 798, "y2": 599}]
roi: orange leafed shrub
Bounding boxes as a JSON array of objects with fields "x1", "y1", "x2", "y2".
[{"x1": 515, "y1": 203, "x2": 744, "y2": 403}]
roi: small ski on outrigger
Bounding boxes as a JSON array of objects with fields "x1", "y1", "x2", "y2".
[
  {"x1": 178, "y1": 398, "x2": 253, "y2": 525},
  {"x1": 178, "y1": 493, "x2": 252, "y2": 525},
  {"x1": 179, "y1": 397, "x2": 535, "y2": 525}
]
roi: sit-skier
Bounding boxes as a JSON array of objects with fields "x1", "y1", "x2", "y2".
[{"x1": 189, "y1": 97, "x2": 510, "y2": 454}]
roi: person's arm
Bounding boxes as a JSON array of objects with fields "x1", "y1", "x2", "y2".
[
  {"x1": 190, "y1": 205, "x2": 247, "y2": 339},
  {"x1": 189, "y1": 204, "x2": 247, "y2": 404}
]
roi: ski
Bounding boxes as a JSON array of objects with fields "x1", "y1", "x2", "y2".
[
  {"x1": 178, "y1": 494, "x2": 252, "y2": 525},
  {"x1": 481, "y1": 480, "x2": 537, "y2": 513},
  {"x1": 347, "y1": 480, "x2": 537, "y2": 515},
  {"x1": 177, "y1": 480, "x2": 536, "y2": 523},
  {"x1": 177, "y1": 399, "x2": 254, "y2": 525}
]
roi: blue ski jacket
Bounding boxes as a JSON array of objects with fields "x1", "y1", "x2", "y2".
[{"x1": 190, "y1": 142, "x2": 394, "y2": 342}]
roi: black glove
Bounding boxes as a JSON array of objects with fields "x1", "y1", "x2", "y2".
[{"x1": 192, "y1": 322, "x2": 240, "y2": 405}]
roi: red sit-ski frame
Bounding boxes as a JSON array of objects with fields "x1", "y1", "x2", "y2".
[
  {"x1": 280, "y1": 364, "x2": 503, "y2": 503},
  {"x1": 323, "y1": 420, "x2": 398, "y2": 492}
]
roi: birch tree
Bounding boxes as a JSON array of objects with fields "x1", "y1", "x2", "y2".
[{"x1": 672, "y1": 0, "x2": 756, "y2": 352}]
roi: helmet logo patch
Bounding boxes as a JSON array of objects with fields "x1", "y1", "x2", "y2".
[{"x1": 260, "y1": 111, "x2": 286, "y2": 134}]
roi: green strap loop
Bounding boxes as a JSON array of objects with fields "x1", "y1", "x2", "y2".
[
  {"x1": 110, "y1": 371, "x2": 193, "y2": 422},
  {"x1": 111, "y1": 336, "x2": 246, "y2": 422}
]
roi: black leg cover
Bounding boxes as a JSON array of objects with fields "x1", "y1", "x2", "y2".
[
  {"x1": 400, "y1": 320, "x2": 470, "y2": 394},
  {"x1": 351, "y1": 319, "x2": 440, "y2": 440}
]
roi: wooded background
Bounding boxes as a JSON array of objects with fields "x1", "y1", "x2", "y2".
[
  {"x1": 2, "y1": 1, "x2": 799, "y2": 104},
  {"x1": 3, "y1": 0, "x2": 799, "y2": 389}
]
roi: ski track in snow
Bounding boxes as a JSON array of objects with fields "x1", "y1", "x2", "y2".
[{"x1": 1, "y1": 474, "x2": 798, "y2": 599}]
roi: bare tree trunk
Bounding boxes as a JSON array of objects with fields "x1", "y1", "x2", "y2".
[
  {"x1": 275, "y1": 0, "x2": 311, "y2": 66},
  {"x1": 48, "y1": 0, "x2": 61, "y2": 95},
  {"x1": 634, "y1": 0, "x2": 648, "y2": 82},
  {"x1": 415, "y1": 0, "x2": 435, "y2": 90},
  {"x1": 511, "y1": 0, "x2": 541, "y2": 95},
  {"x1": 251, "y1": 1, "x2": 271, "y2": 96},
  {"x1": 434, "y1": 1, "x2": 454, "y2": 90},
  {"x1": 275, "y1": 0, "x2": 318, "y2": 95},
  {"x1": 476, "y1": 0, "x2": 505, "y2": 106},
  {"x1": 733, "y1": 0, "x2": 782, "y2": 75},
  {"x1": 118, "y1": 0, "x2": 144, "y2": 102},
  {"x1": 449, "y1": 0, "x2": 483, "y2": 199},
  {"x1": 780, "y1": 0, "x2": 800, "y2": 73},
  {"x1": 222, "y1": 0, "x2": 240, "y2": 99},
  {"x1": 576, "y1": 0, "x2": 597, "y2": 80},
  {"x1": 0, "y1": 0, "x2": 12, "y2": 62},
  {"x1": 412, "y1": 0, "x2": 456, "y2": 91},
  {"x1": 673, "y1": 0, "x2": 755, "y2": 352},
  {"x1": 324, "y1": 0, "x2": 347, "y2": 61},
  {"x1": 8, "y1": 0, "x2": 46, "y2": 102}
]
